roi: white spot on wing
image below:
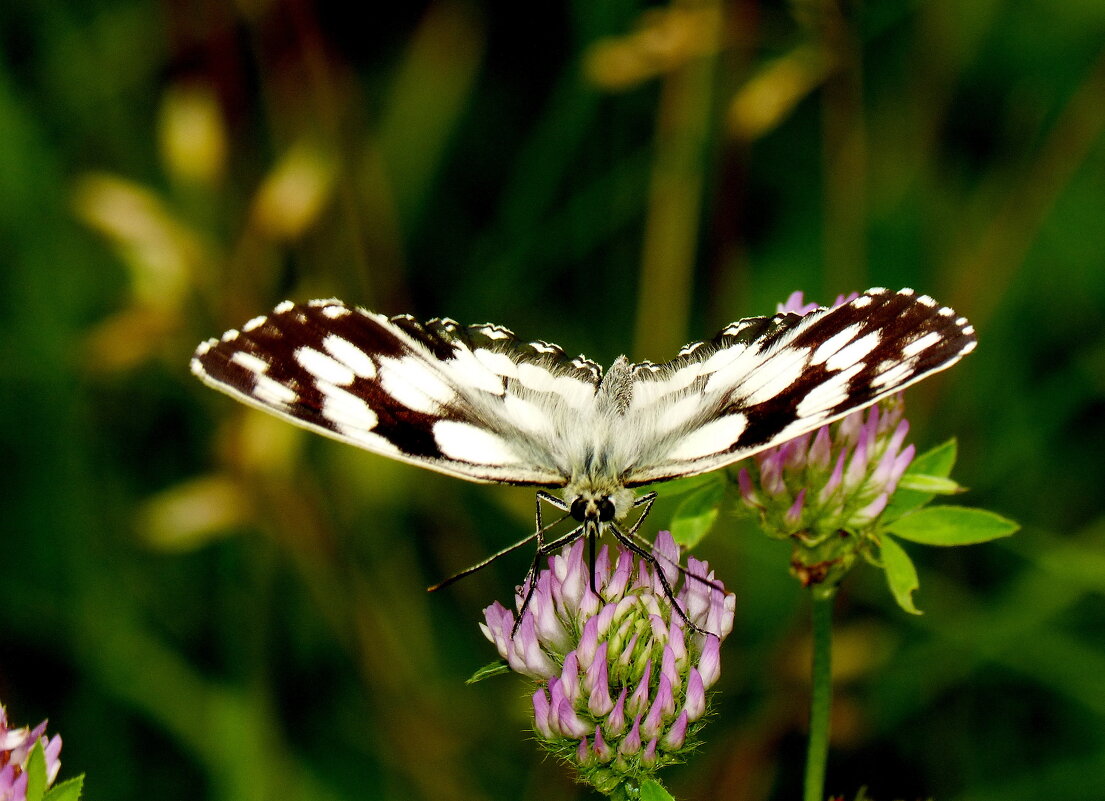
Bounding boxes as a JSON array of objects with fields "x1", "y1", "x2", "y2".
[
  {"x1": 253, "y1": 374, "x2": 297, "y2": 405},
  {"x1": 515, "y1": 362, "x2": 555, "y2": 392},
  {"x1": 631, "y1": 364, "x2": 703, "y2": 409},
  {"x1": 796, "y1": 362, "x2": 865, "y2": 417},
  {"x1": 551, "y1": 374, "x2": 594, "y2": 409},
  {"x1": 810, "y1": 323, "x2": 863, "y2": 366},
  {"x1": 737, "y1": 347, "x2": 807, "y2": 406},
  {"x1": 274, "y1": 300, "x2": 295, "y2": 314},
  {"x1": 773, "y1": 415, "x2": 828, "y2": 443},
  {"x1": 667, "y1": 414, "x2": 748, "y2": 460},
  {"x1": 433, "y1": 420, "x2": 521, "y2": 465},
  {"x1": 852, "y1": 295, "x2": 873, "y2": 309},
  {"x1": 474, "y1": 348, "x2": 519, "y2": 379},
  {"x1": 445, "y1": 348, "x2": 506, "y2": 395},
  {"x1": 825, "y1": 331, "x2": 880, "y2": 372},
  {"x1": 871, "y1": 357, "x2": 919, "y2": 390},
  {"x1": 502, "y1": 394, "x2": 549, "y2": 433},
  {"x1": 377, "y1": 356, "x2": 457, "y2": 413},
  {"x1": 516, "y1": 363, "x2": 594, "y2": 409},
  {"x1": 701, "y1": 344, "x2": 760, "y2": 395},
  {"x1": 230, "y1": 351, "x2": 270, "y2": 374},
  {"x1": 334, "y1": 425, "x2": 399, "y2": 454},
  {"x1": 323, "y1": 334, "x2": 376, "y2": 378},
  {"x1": 902, "y1": 331, "x2": 943, "y2": 358},
  {"x1": 243, "y1": 315, "x2": 267, "y2": 331},
  {"x1": 700, "y1": 343, "x2": 748, "y2": 375},
  {"x1": 296, "y1": 346, "x2": 356, "y2": 387},
  {"x1": 319, "y1": 383, "x2": 378, "y2": 430},
  {"x1": 656, "y1": 393, "x2": 704, "y2": 432},
  {"x1": 322, "y1": 305, "x2": 351, "y2": 319}
]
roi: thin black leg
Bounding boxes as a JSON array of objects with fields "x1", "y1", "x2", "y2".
[
  {"x1": 622, "y1": 490, "x2": 726, "y2": 595},
  {"x1": 608, "y1": 521, "x2": 708, "y2": 636},
  {"x1": 512, "y1": 522, "x2": 586, "y2": 635},
  {"x1": 429, "y1": 490, "x2": 568, "y2": 592},
  {"x1": 627, "y1": 491, "x2": 657, "y2": 536}
]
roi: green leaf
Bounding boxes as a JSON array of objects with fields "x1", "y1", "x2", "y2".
[
  {"x1": 466, "y1": 660, "x2": 511, "y2": 684},
  {"x1": 43, "y1": 776, "x2": 84, "y2": 801},
  {"x1": 886, "y1": 506, "x2": 1019, "y2": 546},
  {"x1": 639, "y1": 778, "x2": 676, "y2": 801},
  {"x1": 880, "y1": 535, "x2": 922, "y2": 615},
  {"x1": 909, "y1": 438, "x2": 958, "y2": 477},
  {"x1": 25, "y1": 741, "x2": 47, "y2": 801},
  {"x1": 670, "y1": 478, "x2": 725, "y2": 548},
  {"x1": 650, "y1": 471, "x2": 719, "y2": 500},
  {"x1": 896, "y1": 473, "x2": 963, "y2": 495},
  {"x1": 883, "y1": 438, "x2": 958, "y2": 520}
]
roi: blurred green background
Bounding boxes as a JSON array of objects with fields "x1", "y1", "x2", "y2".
[{"x1": 2, "y1": 0, "x2": 1104, "y2": 799}]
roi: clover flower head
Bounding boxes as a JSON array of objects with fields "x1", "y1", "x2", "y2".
[
  {"x1": 481, "y1": 531, "x2": 735, "y2": 795},
  {"x1": 737, "y1": 291, "x2": 917, "y2": 591},
  {"x1": 0, "y1": 704, "x2": 63, "y2": 801}
]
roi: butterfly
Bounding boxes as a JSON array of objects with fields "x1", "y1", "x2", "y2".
[{"x1": 191, "y1": 288, "x2": 976, "y2": 631}]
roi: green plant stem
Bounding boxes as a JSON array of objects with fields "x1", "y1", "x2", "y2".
[{"x1": 803, "y1": 595, "x2": 834, "y2": 801}]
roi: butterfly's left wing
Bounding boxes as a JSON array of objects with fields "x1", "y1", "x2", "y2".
[
  {"x1": 619, "y1": 288, "x2": 976, "y2": 486},
  {"x1": 191, "y1": 299, "x2": 604, "y2": 487}
]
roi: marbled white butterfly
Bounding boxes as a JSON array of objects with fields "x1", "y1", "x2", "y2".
[{"x1": 192, "y1": 288, "x2": 976, "y2": 628}]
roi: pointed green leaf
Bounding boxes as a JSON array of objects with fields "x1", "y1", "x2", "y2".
[
  {"x1": 887, "y1": 506, "x2": 1019, "y2": 546},
  {"x1": 25, "y1": 741, "x2": 47, "y2": 801},
  {"x1": 670, "y1": 478, "x2": 725, "y2": 548},
  {"x1": 880, "y1": 535, "x2": 922, "y2": 615},
  {"x1": 466, "y1": 659, "x2": 511, "y2": 684},
  {"x1": 43, "y1": 776, "x2": 84, "y2": 801},
  {"x1": 884, "y1": 438, "x2": 958, "y2": 520},
  {"x1": 896, "y1": 473, "x2": 963, "y2": 495},
  {"x1": 640, "y1": 778, "x2": 676, "y2": 801},
  {"x1": 909, "y1": 438, "x2": 958, "y2": 477}
]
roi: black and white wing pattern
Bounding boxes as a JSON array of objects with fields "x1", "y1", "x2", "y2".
[
  {"x1": 615, "y1": 287, "x2": 976, "y2": 486},
  {"x1": 191, "y1": 288, "x2": 976, "y2": 494},
  {"x1": 191, "y1": 298, "x2": 606, "y2": 486}
]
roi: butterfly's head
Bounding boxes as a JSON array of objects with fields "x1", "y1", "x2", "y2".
[{"x1": 565, "y1": 485, "x2": 635, "y2": 523}]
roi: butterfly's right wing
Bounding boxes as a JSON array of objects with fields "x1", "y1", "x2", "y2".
[
  {"x1": 191, "y1": 300, "x2": 601, "y2": 487},
  {"x1": 619, "y1": 288, "x2": 977, "y2": 486}
]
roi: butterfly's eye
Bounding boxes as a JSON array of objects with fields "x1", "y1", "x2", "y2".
[
  {"x1": 597, "y1": 498, "x2": 616, "y2": 522},
  {"x1": 570, "y1": 498, "x2": 589, "y2": 521}
]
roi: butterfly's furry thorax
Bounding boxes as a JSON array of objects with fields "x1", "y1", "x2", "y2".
[{"x1": 596, "y1": 356, "x2": 634, "y2": 415}]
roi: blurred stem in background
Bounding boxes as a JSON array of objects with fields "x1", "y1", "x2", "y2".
[{"x1": 631, "y1": 0, "x2": 723, "y2": 359}]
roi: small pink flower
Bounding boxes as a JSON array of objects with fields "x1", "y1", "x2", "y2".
[
  {"x1": 737, "y1": 291, "x2": 922, "y2": 590},
  {"x1": 0, "y1": 704, "x2": 64, "y2": 801}
]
